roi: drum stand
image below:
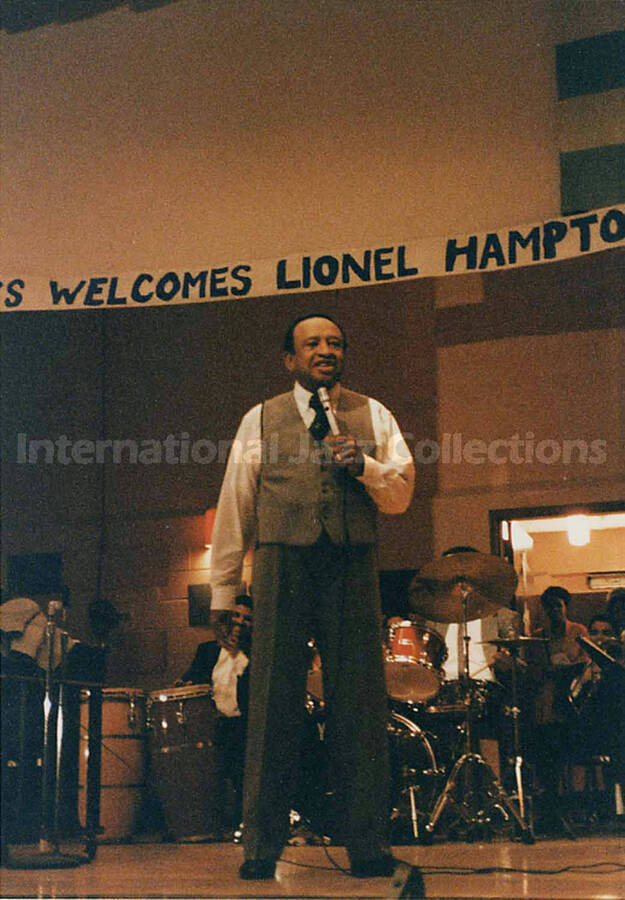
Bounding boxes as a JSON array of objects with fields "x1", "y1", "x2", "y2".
[
  {"x1": 4, "y1": 611, "x2": 103, "y2": 869},
  {"x1": 421, "y1": 585, "x2": 534, "y2": 844},
  {"x1": 500, "y1": 639, "x2": 533, "y2": 833}
]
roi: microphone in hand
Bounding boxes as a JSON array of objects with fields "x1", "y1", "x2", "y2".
[{"x1": 317, "y1": 387, "x2": 364, "y2": 476}]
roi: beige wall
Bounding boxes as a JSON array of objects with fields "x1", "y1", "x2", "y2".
[
  {"x1": 433, "y1": 329, "x2": 625, "y2": 557},
  {"x1": 1, "y1": 0, "x2": 563, "y2": 277}
]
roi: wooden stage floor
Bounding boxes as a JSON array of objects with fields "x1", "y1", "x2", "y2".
[{"x1": 2, "y1": 835, "x2": 624, "y2": 899}]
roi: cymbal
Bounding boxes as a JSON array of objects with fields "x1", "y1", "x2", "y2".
[
  {"x1": 408, "y1": 552, "x2": 517, "y2": 623},
  {"x1": 480, "y1": 636, "x2": 548, "y2": 647}
]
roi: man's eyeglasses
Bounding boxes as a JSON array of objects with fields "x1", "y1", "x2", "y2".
[{"x1": 232, "y1": 613, "x2": 252, "y2": 623}]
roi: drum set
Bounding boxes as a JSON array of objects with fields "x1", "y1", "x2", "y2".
[
  {"x1": 301, "y1": 549, "x2": 538, "y2": 844},
  {"x1": 391, "y1": 550, "x2": 536, "y2": 843}
]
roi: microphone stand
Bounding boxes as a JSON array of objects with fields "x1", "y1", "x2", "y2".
[
  {"x1": 5, "y1": 603, "x2": 100, "y2": 869},
  {"x1": 39, "y1": 603, "x2": 59, "y2": 855}
]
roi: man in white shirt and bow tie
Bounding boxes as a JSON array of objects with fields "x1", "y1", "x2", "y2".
[{"x1": 210, "y1": 313, "x2": 415, "y2": 880}]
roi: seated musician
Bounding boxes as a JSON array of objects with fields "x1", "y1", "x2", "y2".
[
  {"x1": 569, "y1": 614, "x2": 617, "y2": 709},
  {"x1": 1, "y1": 587, "x2": 111, "y2": 680},
  {"x1": 565, "y1": 611, "x2": 625, "y2": 822},
  {"x1": 1, "y1": 588, "x2": 77, "y2": 673},
  {"x1": 179, "y1": 592, "x2": 253, "y2": 836}
]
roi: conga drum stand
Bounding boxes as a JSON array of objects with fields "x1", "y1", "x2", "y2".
[{"x1": 420, "y1": 586, "x2": 534, "y2": 844}]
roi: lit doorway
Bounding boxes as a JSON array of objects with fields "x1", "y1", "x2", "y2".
[{"x1": 489, "y1": 500, "x2": 625, "y2": 629}]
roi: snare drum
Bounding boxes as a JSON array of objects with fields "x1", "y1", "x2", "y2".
[
  {"x1": 427, "y1": 678, "x2": 502, "y2": 720},
  {"x1": 147, "y1": 684, "x2": 219, "y2": 841},
  {"x1": 385, "y1": 621, "x2": 447, "y2": 702},
  {"x1": 79, "y1": 687, "x2": 147, "y2": 842}
]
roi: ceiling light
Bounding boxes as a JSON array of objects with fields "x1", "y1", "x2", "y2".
[{"x1": 566, "y1": 514, "x2": 590, "y2": 546}]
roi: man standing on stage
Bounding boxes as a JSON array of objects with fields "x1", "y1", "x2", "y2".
[{"x1": 209, "y1": 313, "x2": 414, "y2": 880}]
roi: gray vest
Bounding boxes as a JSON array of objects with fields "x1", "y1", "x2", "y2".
[{"x1": 257, "y1": 388, "x2": 378, "y2": 545}]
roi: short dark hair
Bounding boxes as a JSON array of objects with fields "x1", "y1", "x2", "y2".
[
  {"x1": 282, "y1": 313, "x2": 347, "y2": 354},
  {"x1": 607, "y1": 588, "x2": 625, "y2": 611},
  {"x1": 541, "y1": 585, "x2": 571, "y2": 607},
  {"x1": 235, "y1": 593, "x2": 253, "y2": 610},
  {"x1": 607, "y1": 588, "x2": 625, "y2": 628},
  {"x1": 588, "y1": 614, "x2": 613, "y2": 633}
]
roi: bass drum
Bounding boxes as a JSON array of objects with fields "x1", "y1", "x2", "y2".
[
  {"x1": 297, "y1": 700, "x2": 441, "y2": 843},
  {"x1": 387, "y1": 710, "x2": 442, "y2": 841}
]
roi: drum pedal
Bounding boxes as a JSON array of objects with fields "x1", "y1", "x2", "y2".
[{"x1": 389, "y1": 861, "x2": 425, "y2": 898}]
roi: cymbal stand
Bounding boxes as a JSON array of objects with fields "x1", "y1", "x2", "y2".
[
  {"x1": 502, "y1": 640, "x2": 533, "y2": 830},
  {"x1": 421, "y1": 582, "x2": 534, "y2": 844}
]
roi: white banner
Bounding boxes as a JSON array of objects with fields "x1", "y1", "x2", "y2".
[{"x1": 2, "y1": 204, "x2": 623, "y2": 313}]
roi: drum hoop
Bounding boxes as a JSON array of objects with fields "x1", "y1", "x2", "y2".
[
  {"x1": 80, "y1": 687, "x2": 146, "y2": 701},
  {"x1": 406, "y1": 620, "x2": 445, "y2": 638},
  {"x1": 425, "y1": 703, "x2": 467, "y2": 715},
  {"x1": 389, "y1": 711, "x2": 438, "y2": 771},
  {"x1": 385, "y1": 655, "x2": 444, "y2": 677},
  {"x1": 148, "y1": 684, "x2": 212, "y2": 702},
  {"x1": 389, "y1": 711, "x2": 422, "y2": 734},
  {"x1": 385, "y1": 650, "x2": 419, "y2": 665}
]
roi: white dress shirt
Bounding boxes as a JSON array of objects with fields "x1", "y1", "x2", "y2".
[
  {"x1": 211, "y1": 646, "x2": 249, "y2": 717},
  {"x1": 210, "y1": 382, "x2": 415, "y2": 610},
  {"x1": 436, "y1": 618, "x2": 497, "y2": 682}
]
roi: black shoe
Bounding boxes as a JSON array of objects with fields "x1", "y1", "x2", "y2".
[
  {"x1": 239, "y1": 859, "x2": 276, "y2": 880},
  {"x1": 350, "y1": 853, "x2": 397, "y2": 878}
]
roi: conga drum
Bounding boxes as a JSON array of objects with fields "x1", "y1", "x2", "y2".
[
  {"x1": 147, "y1": 684, "x2": 219, "y2": 841},
  {"x1": 79, "y1": 687, "x2": 147, "y2": 842}
]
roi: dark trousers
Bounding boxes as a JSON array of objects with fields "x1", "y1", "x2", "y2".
[
  {"x1": 242, "y1": 536, "x2": 390, "y2": 864},
  {"x1": 215, "y1": 715, "x2": 247, "y2": 828}
]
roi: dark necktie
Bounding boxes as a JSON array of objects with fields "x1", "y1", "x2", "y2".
[{"x1": 309, "y1": 391, "x2": 330, "y2": 441}]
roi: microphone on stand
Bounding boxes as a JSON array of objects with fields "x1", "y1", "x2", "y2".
[
  {"x1": 317, "y1": 386, "x2": 340, "y2": 436},
  {"x1": 47, "y1": 599, "x2": 64, "y2": 622}
]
